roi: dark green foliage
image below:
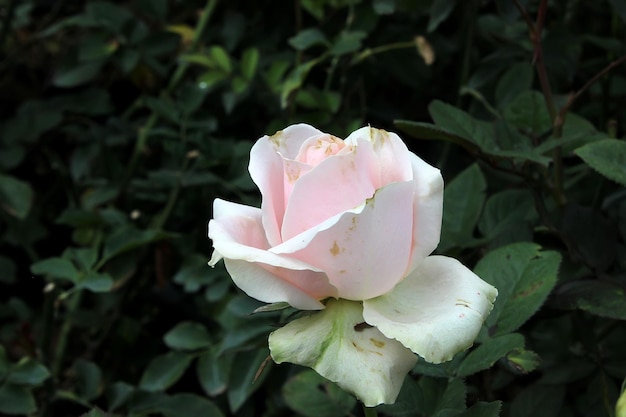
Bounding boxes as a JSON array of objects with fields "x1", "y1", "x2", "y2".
[{"x1": 1, "y1": 0, "x2": 626, "y2": 416}]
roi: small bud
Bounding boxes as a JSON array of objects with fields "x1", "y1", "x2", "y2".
[
  {"x1": 43, "y1": 282, "x2": 55, "y2": 293},
  {"x1": 415, "y1": 36, "x2": 435, "y2": 66}
]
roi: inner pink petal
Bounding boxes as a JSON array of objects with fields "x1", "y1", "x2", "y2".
[
  {"x1": 295, "y1": 134, "x2": 346, "y2": 166},
  {"x1": 281, "y1": 144, "x2": 379, "y2": 241},
  {"x1": 281, "y1": 181, "x2": 416, "y2": 301},
  {"x1": 344, "y1": 127, "x2": 414, "y2": 188}
]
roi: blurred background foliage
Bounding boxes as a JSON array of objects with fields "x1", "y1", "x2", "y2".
[{"x1": 1, "y1": 0, "x2": 626, "y2": 416}]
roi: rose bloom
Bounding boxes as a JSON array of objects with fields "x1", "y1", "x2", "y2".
[{"x1": 209, "y1": 124, "x2": 497, "y2": 406}]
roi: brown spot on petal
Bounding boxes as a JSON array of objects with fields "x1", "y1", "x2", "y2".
[
  {"x1": 348, "y1": 216, "x2": 358, "y2": 232},
  {"x1": 269, "y1": 130, "x2": 283, "y2": 147},
  {"x1": 352, "y1": 341, "x2": 364, "y2": 352},
  {"x1": 456, "y1": 299, "x2": 470, "y2": 308},
  {"x1": 285, "y1": 165, "x2": 301, "y2": 183},
  {"x1": 330, "y1": 241, "x2": 341, "y2": 256},
  {"x1": 370, "y1": 338, "x2": 385, "y2": 349}
]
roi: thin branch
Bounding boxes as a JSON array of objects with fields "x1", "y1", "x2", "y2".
[{"x1": 557, "y1": 54, "x2": 626, "y2": 123}]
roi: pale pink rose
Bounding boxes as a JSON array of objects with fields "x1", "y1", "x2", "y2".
[
  {"x1": 208, "y1": 124, "x2": 444, "y2": 309},
  {"x1": 208, "y1": 124, "x2": 497, "y2": 406}
]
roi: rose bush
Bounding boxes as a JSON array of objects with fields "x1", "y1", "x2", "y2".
[{"x1": 208, "y1": 124, "x2": 497, "y2": 406}]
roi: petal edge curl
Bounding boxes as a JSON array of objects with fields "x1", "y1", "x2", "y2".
[{"x1": 363, "y1": 256, "x2": 497, "y2": 364}]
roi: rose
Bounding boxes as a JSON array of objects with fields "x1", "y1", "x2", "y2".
[
  {"x1": 208, "y1": 124, "x2": 497, "y2": 406},
  {"x1": 209, "y1": 124, "x2": 444, "y2": 307}
]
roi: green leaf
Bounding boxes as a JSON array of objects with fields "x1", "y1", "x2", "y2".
[
  {"x1": 53, "y1": 62, "x2": 102, "y2": 88},
  {"x1": 31, "y1": 257, "x2": 79, "y2": 282},
  {"x1": 180, "y1": 53, "x2": 216, "y2": 68},
  {"x1": 330, "y1": 31, "x2": 367, "y2": 56},
  {"x1": 74, "y1": 359, "x2": 102, "y2": 401},
  {"x1": 503, "y1": 91, "x2": 551, "y2": 135},
  {"x1": 66, "y1": 247, "x2": 98, "y2": 272},
  {"x1": 7, "y1": 358, "x2": 50, "y2": 386},
  {"x1": 240, "y1": 48, "x2": 259, "y2": 80},
  {"x1": 144, "y1": 96, "x2": 180, "y2": 124},
  {"x1": 280, "y1": 60, "x2": 319, "y2": 109},
  {"x1": 282, "y1": 370, "x2": 357, "y2": 417},
  {"x1": 85, "y1": 1, "x2": 132, "y2": 33},
  {"x1": 164, "y1": 322, "x2": 212, "y2": 351},
  {"x1": 377, "y1": 377, "x2": 423, "y2": 416},
  {"x1": 0, "y1": 174, "x2": 33, "y2": 219},
  {"x1": 79, "y1": 408, "x2": 108, "y2": 417},
  {"x1": 116, "y1": 48, "x2": 140, "y2": 73},
  {"x1": 197, "y1": 348, "x2": 233, "y2": 396},
  {"x1": 506, "y1": 348, "x2": 541, "y2": 374},
  {"x1": 429, "y1": 100, "x2": 495, "y2": 149},
  {"x1": 495, "y1": 62, "x2": 534, "y2": 108},
  {"x1": 231, "y1": 76, "x2": 248, "y2": 94},
  {"x1": 106, "y1": 381, "x2": 135, "y2": 411},
  {"x1": 551, "y1": 280, "x2": 626, "y2": 320},
  {"x1": 139, "y1": 352, "x2": 194, "y2": 392},
  {"x1": 428, "y1": 0, "x2": 458, "y2": 32},
  {"x1": 227, "y1": 348, "x2": 270, "y2": 412},
  {"x1": 252, "y1": 302, "x2": 291, "y2": 314},
  {"x1": 78, "y1": 272, "x2": 114, "y2": 293},
  {"x1": 197, "y1": 70, "x2": 227, "y2": 90},
  {"x1": 395, "y1": 120, "x2": 481, "y2": 153},
  {"x1": 373, "y1": 0, "x2": 396, "y2": 15},
  {"x1": 288, "y1": 28, "x2": 329, "y2": 50},
  {"x1": 561, "y1": 204, "x2": 616, "y2": 271},
  {"x1": 209, "y1": 46, "x2": 232, "y2": 73},
  {"x1": 418, "y1": 377, "x2": 466, "y2": 416},
  {"x1": 478, "y1": 190, "x2": 535, "y2": 248},
  {"x1": 173, "y1": 254, "x2": 216, "y2": 292},
  {"x1": 103, "y1": 226, "x2": 169, "y2": 262},
  {"x1": 440, "y1": 164, "x2": 486, "y2": 251},
  {"x1": 78, "y1": 33, "x2": 118, "y2": 62},
  {"x1": 475, "y1": 243, "x2": 561, "y2": 335},
  {"x1": 0, "y1": 384, "x2": 37, "y2": 414},
  {"x1": 301, "y1": 0, "x2": 325, "y2": 19},
  {"x1": 509, "y1": 384, "x2": 565, "y2": 417},
  {"x1": 575, "y1": 138, "x2": 626, "y2": 186},
  {"x1": 457, "y1": 333, "x2": 525, "y2": 377},
  {"x1": 158, "y1": 393, "x2": 225, "y2": 417},
  {"x1": 463, "y1": 401, "x2": 502, "y2": 417}
]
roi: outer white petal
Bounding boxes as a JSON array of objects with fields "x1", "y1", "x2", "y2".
[
  {"x1": 208, "y1": 199, "x2": 337, "y2": 310},
  {"x1": 269, "y1": 299, "x2": 417, "y2": 407},
  {"x1": 406, "y1": 153, "x2": 444, "y2": 271},
  {"x1": 363, "y1": 256, "x2": 497, "y2": 364}
]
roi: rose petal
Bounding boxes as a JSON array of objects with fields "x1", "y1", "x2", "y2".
[
  {"x1": 266, "y1": 124, "x2": 324, "y2": 160},
  {"x1": 363, "y1": 256, "x2": 498, "y2": 363},
  {"x1": 208, "y1": 199, "x2": 337, "y2": 309},
  {"x1": 223, "y1": 259, "x2": 328, "y2": 310},
  {"x1": 294, "y1": 133, "x2": 346, "y2": 166},
  {"x1": 281, "y1": 139, "x2": 379, "y2": 241},
  {"x1": 273, "y1": 181, "x2": 415, "y2": 300},
  {"x1": 250, "y1": 124, "x2": 323, "y2": 246},
  {"x1": 344, "y1": 127, "x2": 413, "y2": 188},
  {"x1": 269, "y1": 299, "x2": 417, "y2": 407},
  {"x1": 406, "y1": 153, "x2": 444, "y2": 269}
]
